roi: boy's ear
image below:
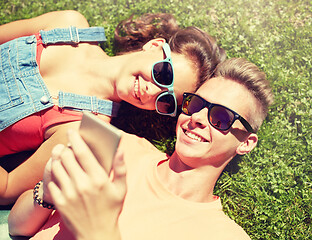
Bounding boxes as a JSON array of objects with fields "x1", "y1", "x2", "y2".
[
  {"x1": 142, "y1": 38, "x2": 166, "y2": 51},
  {"x1": 236, "y1": 133, "x2": 258, "y2": 155}
]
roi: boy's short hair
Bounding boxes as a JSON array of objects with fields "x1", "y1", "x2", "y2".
[{"x1": 214, "y1": 58, "x2": 274, "y2": 132}]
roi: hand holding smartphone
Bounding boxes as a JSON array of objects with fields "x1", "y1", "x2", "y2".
[{"x1": 79, "y1": 111, "x2": 122, "y2": 174}]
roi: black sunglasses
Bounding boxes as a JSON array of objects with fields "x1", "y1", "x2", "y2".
[
  {"x1": 152, "y1": 43, "x2": 177, "y2": 117},
  {"x1": 182, "y1": 93, "x2": 254, "y2": 133}
]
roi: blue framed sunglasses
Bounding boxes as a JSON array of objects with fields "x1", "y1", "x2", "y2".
[
  {"x1": 182, "y1": 93, "x2": 254, "y2": 133},
  {"x1": 152, "y1": 43, "x2": 177, "y2": 117}
]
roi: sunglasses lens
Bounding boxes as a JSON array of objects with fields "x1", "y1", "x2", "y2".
[
  {"x1": 182, "y1": 94, "x2": 205, "y2": 115},
  {"x1": 182, "y1": 94, "x2": 236, "y2": 131},
  {"x1": 209, "y1": 106, "x2": 234, "y2": 130},
  {"x1": 157, "y1": 94, "x2": 175, "y2": 114},
  {"x1": 153, "y1": 62, "x2": 173, "y2": 86}
]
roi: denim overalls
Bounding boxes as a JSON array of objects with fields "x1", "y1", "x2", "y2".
[{"x1": 0, "y1": 26, "x2": 120, "y2": 132}]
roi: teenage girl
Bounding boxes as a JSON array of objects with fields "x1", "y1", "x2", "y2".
[{"x1": 0, "y1": 10, "x2": 226, "y2": 204}]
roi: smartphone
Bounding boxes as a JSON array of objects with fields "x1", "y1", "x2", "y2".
[{"x1": 79, "y1": 111, "x2": 122, "y2": 174}]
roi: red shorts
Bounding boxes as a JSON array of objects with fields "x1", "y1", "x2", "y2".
[{"x1": 0, "y1": 106, "x2": 82, "y2": 157}]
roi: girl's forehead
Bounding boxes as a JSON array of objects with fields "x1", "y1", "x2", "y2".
[{"x1": 172, "y1": 53, "x2": 198, "y2": 90}]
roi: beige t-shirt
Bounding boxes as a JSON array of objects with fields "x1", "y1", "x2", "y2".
[
  {"x1": 119, "y1": 133, "x2": 251, "y2": 240},
  {"x1": 31, "y1": 132, "x2": 251, "y2": 240}
]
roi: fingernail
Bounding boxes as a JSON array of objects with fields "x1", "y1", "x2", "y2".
[{"x1": 51, "y1": 144, "x2": 65, "y2": 159}]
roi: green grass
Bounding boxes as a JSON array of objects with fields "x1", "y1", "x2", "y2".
[{"x1": 1, "y1": 0, "x2": 311, "y2": 239}]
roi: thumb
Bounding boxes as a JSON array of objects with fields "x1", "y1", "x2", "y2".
[
  {"x1": 44, "y1": 144, "x2": 66, "y2": 182},
  {"x1": 43, "y1": 157, "x2": 54, "y2": 182},
  {"x1": 44, "y1": 157, "x2": 53, "y2": 173},
  {"x1": 112, "y1": 150, "x2": 127, "y2": 197}
]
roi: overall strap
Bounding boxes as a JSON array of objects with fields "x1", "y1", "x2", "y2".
[
  {"x1": 58, "y1": 91, "x2": 120, "y2": 117},
  {"x1": 40, "y1": 26, "x2": 106, "y2": 44}
]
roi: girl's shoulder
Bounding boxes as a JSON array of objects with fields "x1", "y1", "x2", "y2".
[{"x1": 40, "y1": 10, "x2": 90, "y2": 31}]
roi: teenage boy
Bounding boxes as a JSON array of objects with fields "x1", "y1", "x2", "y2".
[{"x1": 9, "y1": 58, "x2": 273, "y2": 240}]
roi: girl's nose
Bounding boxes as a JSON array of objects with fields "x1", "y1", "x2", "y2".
[{"x1": 141, "y1": 81, "x2": 163, "y2": 103}]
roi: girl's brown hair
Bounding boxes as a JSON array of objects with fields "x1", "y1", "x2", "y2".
[{"x1": 115, "y1": 13, "x2": 226, "y2": 89}]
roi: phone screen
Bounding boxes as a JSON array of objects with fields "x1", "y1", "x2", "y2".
[{"x1": 79, "y1": 112, "x2": 122, "y2": 174}]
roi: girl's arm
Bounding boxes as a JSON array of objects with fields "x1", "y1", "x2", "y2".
[
  {"x1": 0, "y1": 121, "x2": 80, "y2": 205},
  {"x1": 8, "y1": 156, "x2": 55, "y2": 236},
  {"x1": 0, "y1": 10, "x2": 89, "y2": 44},
  {"x1": 8, "y1": 188, "x2": 53, "y2": 237}
]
